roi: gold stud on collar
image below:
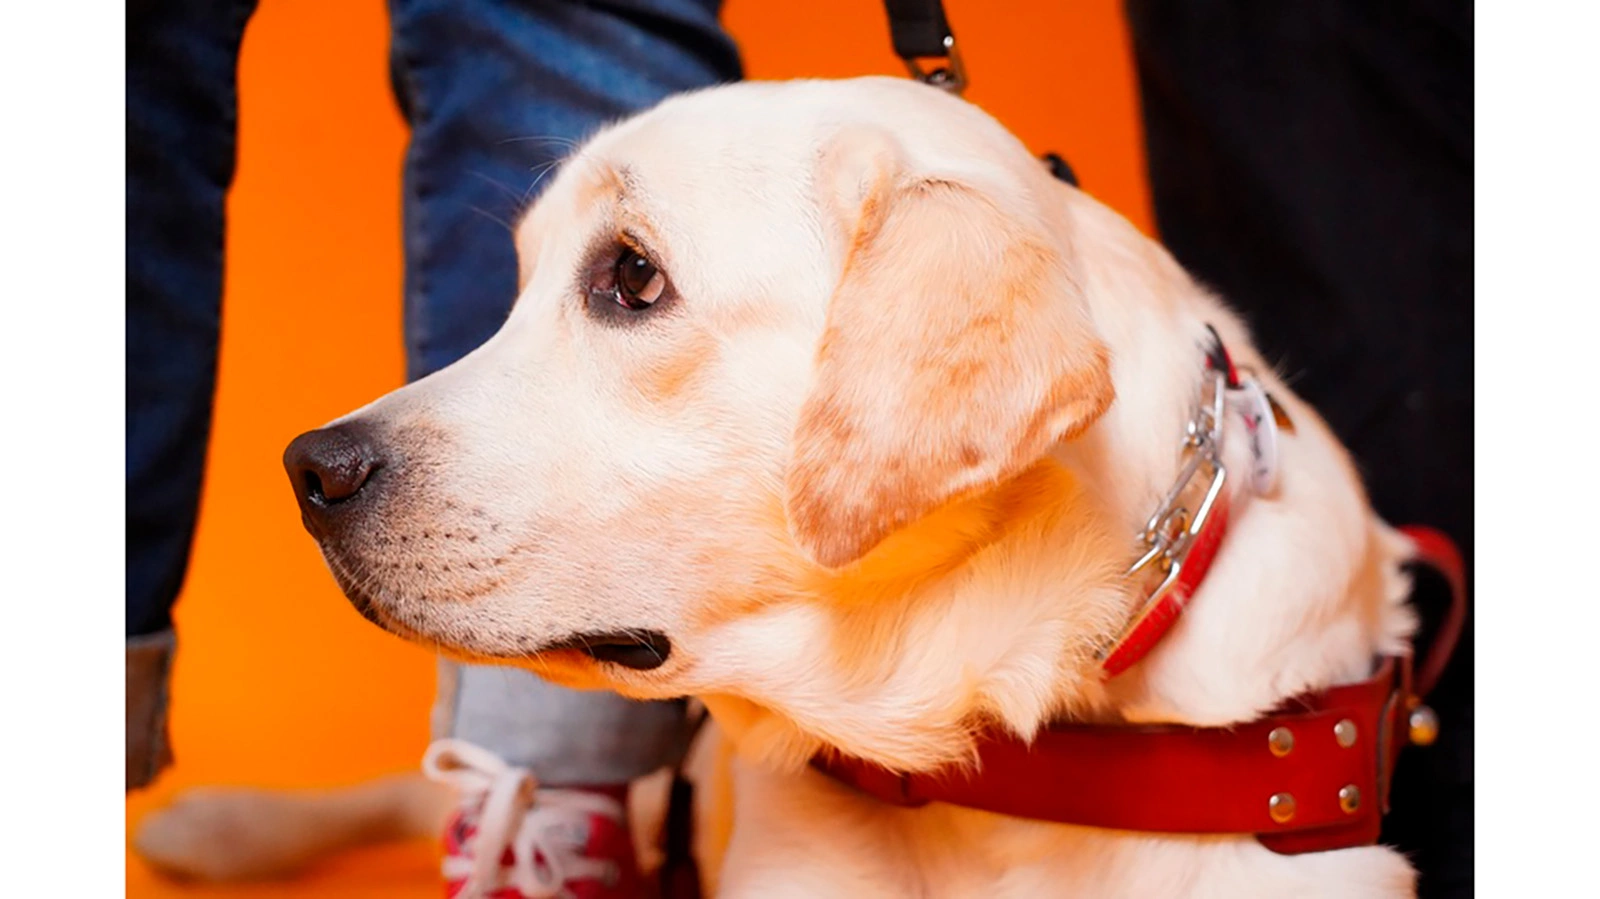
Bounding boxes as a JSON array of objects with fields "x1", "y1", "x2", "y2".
[
  {"x1": 1268, "y1": 727, "x2": 1294, "y2": 757},
  {"x1": 1338, "y1": 784, "x2": 1362, "y2": 814},
  {"x1": 1334, "y1": 719, "x2": 1358, "y2": 748},
  {"x1": 1268, "y1": 792, "x2": 1297, "y2": 824},
  {"x1": 1408, "y1": 704, "x2": 1440, "y2": 746}
]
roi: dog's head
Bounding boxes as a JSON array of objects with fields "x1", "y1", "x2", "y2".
[{"x1": 284, "y1": 79, "x2": 1124, "y2": 765}]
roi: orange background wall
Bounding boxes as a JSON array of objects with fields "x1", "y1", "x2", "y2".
[{"x1": 127, "y1": 1, "x2": 1151, "y2": 893}]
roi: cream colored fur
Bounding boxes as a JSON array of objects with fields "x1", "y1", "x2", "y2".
[{"x1": 138, "y1": 78, "x2": 1421, "y2": 896}]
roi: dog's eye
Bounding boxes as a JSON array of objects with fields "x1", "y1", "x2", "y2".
[
  {"x1": 614, "y1": 250, "x2": 666, "y2": 310},
  {"x1": 583, "y1": 242, "x2": 673, "y2": 321}
]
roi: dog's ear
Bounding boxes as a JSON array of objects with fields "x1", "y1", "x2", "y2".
[{"x1": 786, "y1": 152, "x2": 1114, "y2": 570}]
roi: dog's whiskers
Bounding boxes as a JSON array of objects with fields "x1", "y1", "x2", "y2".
[
  {"x1": 468, "y1": 205, "x2": 516, "y2": 234},
  {"x1": 623, "y1": 626, "x2": 666, "y2": 664},
  {"x1": 497, "y1": 134, "x2": 581, "y2": 151},
  {"x1": 519, "y1": 159, "x2": 567, "y2": 207},
  {"x1": 467, "y1": 169, "x2": 537, "y2": 206}
]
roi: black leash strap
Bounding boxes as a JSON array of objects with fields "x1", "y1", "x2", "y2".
[
  {"x1": 882, "y1": 0, "x2": 966, "y2": 93},
  {"x1": 883, "y1": 0, "x2": 953, "y2": 59},
  {"x1": 881, "y1": 1, "x2": 1081, "y2": 187}
]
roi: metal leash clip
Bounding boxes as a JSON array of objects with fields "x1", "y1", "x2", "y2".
[
  {"x1": 903, "y1": 34, "x2": 967, "y2": 95},
  {"x1": 882, "y1": 1, "x2": 969, "y2": 95}
]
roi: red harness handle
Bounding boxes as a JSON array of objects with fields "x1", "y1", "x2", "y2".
[{"x1": 1398, "y1": 525, "x2": 1468, "y2": 698}]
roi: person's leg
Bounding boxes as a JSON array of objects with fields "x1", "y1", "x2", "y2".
[
  {"x1": 1124, "y1": 2, "x2": 1471, "y2": 896},
  {"x1": 433, "y1": 663, "x2": 697, "y2": 788},
  {"x1": 388, "y1": 2, "x2": 738, "y2": 892},
  {"x1": 126, "y1": 0, "x2": 260, "y2": 791},
  {"x1": 390, "y1": 0, "x2": 741, "y2": 382}
]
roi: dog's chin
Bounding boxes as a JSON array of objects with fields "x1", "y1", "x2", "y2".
[
  {"x1": 322, "y1": 559, "x2": 393, "y2": 632},
  {"x1": 321, "y1": 550, "x2": 678, "y2": 686},
  {"x1": 321, "y1": 560, "x2": 438, "y2": 649}
]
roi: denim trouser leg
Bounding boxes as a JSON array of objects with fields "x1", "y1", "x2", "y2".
[
  {"x1": 387, "y1": 0, "x2": 740, "y2": 784},
  {"x1": 125, "y1": 0, "x2": 259, "y2": 790}
]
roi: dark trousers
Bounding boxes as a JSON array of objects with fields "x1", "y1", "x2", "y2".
[
  {"x1": 126, "y1": 0, "x2": 739, "y2": 789},
  {"x1": 1126, "y1": 2, "x2": 1472, "y2": 895}
]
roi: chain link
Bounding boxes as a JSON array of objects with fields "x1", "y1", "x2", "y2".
[{"x1": 1128, "y1": 370, "x2": 1229, "y2": 582}]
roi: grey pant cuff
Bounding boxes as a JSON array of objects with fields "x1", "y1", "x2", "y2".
[
  {"x1": 433, "y1": 660, "x2": 693, "y2": 787},
  {"x1": 127, "y1": 629, "x2": 176, "y2": 791}
]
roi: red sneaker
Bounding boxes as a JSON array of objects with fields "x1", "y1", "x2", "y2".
[{"x1": 424, "y1": 739, "x2": 645, "y2": 899}]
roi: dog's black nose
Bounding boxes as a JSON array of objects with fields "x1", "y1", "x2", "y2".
[{"x1": 284, "y1": 423, "x2": 384, "y2": 531}]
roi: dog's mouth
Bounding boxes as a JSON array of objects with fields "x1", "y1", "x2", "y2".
[{"x1": 541, "y1": 630, "x2": 673, "y2": 670}]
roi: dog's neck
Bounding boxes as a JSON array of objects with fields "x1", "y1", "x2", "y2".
[{"x1": 704, "y1": 463, "x2": 1128, "y2": 772}]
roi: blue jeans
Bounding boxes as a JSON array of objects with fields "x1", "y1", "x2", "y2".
[{"x1": 126, "y1": 0, "x2": 740, "y2": 789}]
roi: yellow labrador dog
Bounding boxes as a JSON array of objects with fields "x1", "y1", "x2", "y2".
[{"x1": 143, "y1": 78, "x2": 1427, "y2": 896}]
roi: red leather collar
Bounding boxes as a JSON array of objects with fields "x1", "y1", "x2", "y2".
[
  {"x1": 809, "y1": 331, "x2": 1469, "y2": 855},
  {"x1": 812, "y1": 527, "x2": 1464, "y2": 854},
  {"x1": 815, "y1": 657, "x2": 1405, "y2": 853}
]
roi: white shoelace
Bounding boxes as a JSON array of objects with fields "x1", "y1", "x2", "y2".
[{"x1": 423, "y1": 739, "x2": 626, "y2": 899}]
